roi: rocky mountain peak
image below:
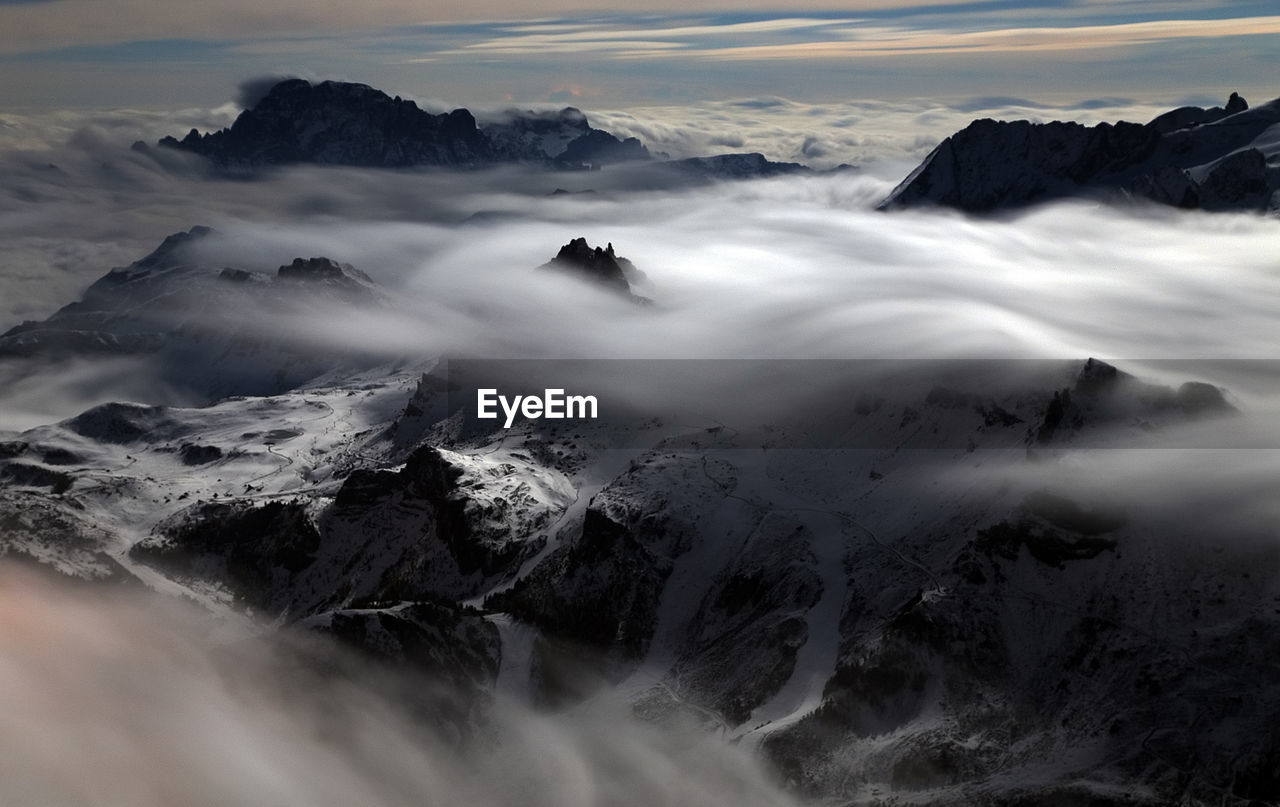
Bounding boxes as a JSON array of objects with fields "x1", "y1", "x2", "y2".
[
  {"x1": 278, "y1": 256, "x2": 353, "y2": 282},
  {"x1": 881, "y1": 90, "x2": 1280, "y2": 213},
  {"x1": 0, "y1": 230, "x2": 389, "y2": 391},
  {"x1": 158, "y1": 78, "x2": 493, "y2": 169},
  {"x1": 153, "y1": 78, "x2": 817, "y2": 180},
  {"x1": 548, "y1": 238, "x2": 629, "y2": 289},
  {"x1": 276, "y1": 256, "x2": 377, "y2": 297},
  {"x1": 156, "y1": 78, "x2": 657, "y2": 172},
  {"x1": 539, "y1": 238, "x2": 649, "y2": 302},
  {"x1": 134, "y1": 225, "x2": 215, "y2": 270}
]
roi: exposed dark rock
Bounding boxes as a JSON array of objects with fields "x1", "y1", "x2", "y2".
[
  {"x1": 133, "y1": 499, "x2": 322, "y2": 609},
  {"x1": 65, "y1": 403, "x2": 172, "y2": 444},
  {"x1": 542, "y1": 237, "x2": 630, "y2": 292},
  {"x1": 1199, "y1": 147, "x2": 1270, "y2": 209},
  {"x1": 881, "y1": 118, "x2": 1159, "y2": 211},
  {"x1": 1036, "y1": 389, "x2": 1072, "y2": 444},
  {"x1": 881, "y1": 92, "x2": 1280, "y2": 213},
  {"x1": 178, "y1": 443, "x2": 223, "y2": 465},
  {"x1": 975, "y1": 401, "x2": 1023, "y2": 427},
  {"x1": 1148, "y1": 92, "x2": 1248, "y2": 134},
  {"x1": 1074, "y1": 357, "x2": 1126, "y2": 396},
  {"x1": 1031, "y1": 359, "x2": 1236, "y2": 446},
  {"x1": 483, "y1": 107, "x2": 590, "y2": 162},
  {"x1": 37, "y1": 447, "x2": 80, "y2": 465},
  {"x1": 664, "y1": 152, "x2": 810, "y2": 180},
  {"x1": 1023, "y1": 491, "x2": 1126, "y2": 535},
  {"x1": 974, "y1": 518, "x2": 1117, "y2": 569},
  {"x1": 316, "y1": 603, "x2": 499, "y2": 708},
  {"x1": 277, "y1": 256, "x2": 349, "y2": 282},
  {"x1": 1175, "y1": 381, "x2": 1234, "y2": 418},
  {"x1": 556, "y1": 128, "x2": 650, "y2": 167},
  {"x1": 539, "y1": 237, "x2": 650, "y2": 301},
  {"x1": 218, "y1": 268, "x2": 253, "y2": 283},
  {"x1": 0, "y1": 462, "x2": 74, "y2": 494},
  {"x1": 275, "y1": 257, "x2": 377, "y2": 297},
  {"x1": 157, "y1": 79, "x2": 656, "y2": 172},
  {"x1": 158, "y1": 79, "x2": 494, "y2": 169},
  {"x1": 153, "y1": 79, "x2": 844, "y2": 181},
  {"x1": 0, "y1": 228, "x2": 391, "y2": 399}
]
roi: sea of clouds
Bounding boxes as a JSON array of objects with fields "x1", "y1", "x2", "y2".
[{"x1": 1, "y1": 92, "x2": 1278, "y2": 804}]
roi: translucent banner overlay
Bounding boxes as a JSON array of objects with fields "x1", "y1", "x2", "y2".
[{"x1": 420, "y1": 359, "x2": 1278, "y2": 449}]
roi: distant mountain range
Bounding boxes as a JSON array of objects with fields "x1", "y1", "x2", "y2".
[
  {"x1": 0, "y1": 227, "x2": 660, "y2": 401},
  {"x1": 882, "y1": 92, "x2": 1280, "y2": 213},
  {"x1": 155, "y1": 78, "x2": 809, "y2": 179},
  {"x1": 156, "y1": 80, "x2": 1279, "y2": 214}
]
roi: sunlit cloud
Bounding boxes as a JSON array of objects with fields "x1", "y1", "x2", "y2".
[
  {"x1": 0, "y1": 0, "x2": 1003, "y2": 55},
  {"x1": 424, "y1": 14, "x2": 1280, "y2": 62},
  {"x1": 2, "y1": 2, "x2": 1277, "y2": 107},
  {"x1": 424, "y1": 17, "x2": 861, "y2": 57}
]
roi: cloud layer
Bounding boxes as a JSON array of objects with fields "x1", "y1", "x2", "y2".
[
  {"x1": 3, "y1": 97, "x2": 1280, "y2": 430},
  {"x1": 2, "y1": 5, "x2": 1277, "y2": 108},
  {"x1": 0, "y1": 569, "x2": 800, "y2": 807}
]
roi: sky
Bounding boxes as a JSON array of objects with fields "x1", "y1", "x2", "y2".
[{"x1": 1, "y1": 0, "x2": 1278, "y2": 110}]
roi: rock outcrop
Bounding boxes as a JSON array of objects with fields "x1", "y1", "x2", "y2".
[
  {"x1": 538, "y1": 237, "x2": 650, "y2": 301},
  {"x1": 881, "y1": 92, "x2": 1280, "y2": 213},
  {"x1": 160, "y1": 79, "x2": 493, "y2": 168},
  {"x1": 159, "y1": 78, "x2": 651, "y2": 171},
  {"x1": 0, "y1": 227, "x2": 390, "y2": 399},
  {"x1": 158, "y1": 78, "x2": 815, "y2": 180}
]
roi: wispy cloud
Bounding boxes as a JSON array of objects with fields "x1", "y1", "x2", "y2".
[
  {"x1": 2, "y1": 4, "x2": 1276, "y2": 109},
  {"x1": 701, "y1": 15, "x2": 1280, "y2": 59},
  {"x1": 0, "y1": 0, "x2": 1005, "y2": 55},
  {"x1": 426, "y1": 17, "x2": 863, "y2": 58},
  {"x1": 421, "y1": 14, "x2": 1280, "y2": 62}
]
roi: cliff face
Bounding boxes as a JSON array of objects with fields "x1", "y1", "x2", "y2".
[
  {"x1": 158, "y1": 78, "x2": 652, "y2": 171},
  {"x1": 156, "y1": 79, "x2": 833, "y2": 180},
  {"x1": 881, "y1": 93, "x2": 1280, "y2": 213},
  {"x1": 160, "y1": 79, "x2": 496, "y2": 169}
]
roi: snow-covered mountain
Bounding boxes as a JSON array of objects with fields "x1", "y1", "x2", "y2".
[
  {"x1": 881, "y1": 92, "x2": 1280, "y2": 213},
  {"x1": 3, "y1": 224, "x2": 1278, "y2": 804},
  {"x1": 0, "y1": 225, "x2": 390, "y2": 400},
  {"x1": 480, "y1": 106, "x2": 594, "y2": 162},
  {"x1": 2, "y1": 221, "x2": 1279, "y2": 806}
]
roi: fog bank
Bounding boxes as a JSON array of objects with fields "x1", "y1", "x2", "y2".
[{"x1": 0, "y1": 569, "x2": 800, "y2": 807}]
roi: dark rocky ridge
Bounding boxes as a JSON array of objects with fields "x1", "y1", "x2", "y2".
[
  {"x1": 156, "y1": 78, "x2": 806, "y2": 179},
  {"x1": 665, "y1": 152, "x2": 812, "y2": 180},
  {"x1": 881, "y1": 92, "x2": 1280, "y2": 213},
  {"x1": 0, "y1": 227, "x2": 385, "y2": 360},
  {"x1": 538, "y1": 237, "x2": 650, "y2": 302},
  {"x1": 158, "y1": 79, "x2": 652, "y2": 171},
  {"x1": 160, "y1": 79, "x2": 494, "y2": 169},
  {"x1": 0, "y1": 227, "x2": 394, "y2": 401}
]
